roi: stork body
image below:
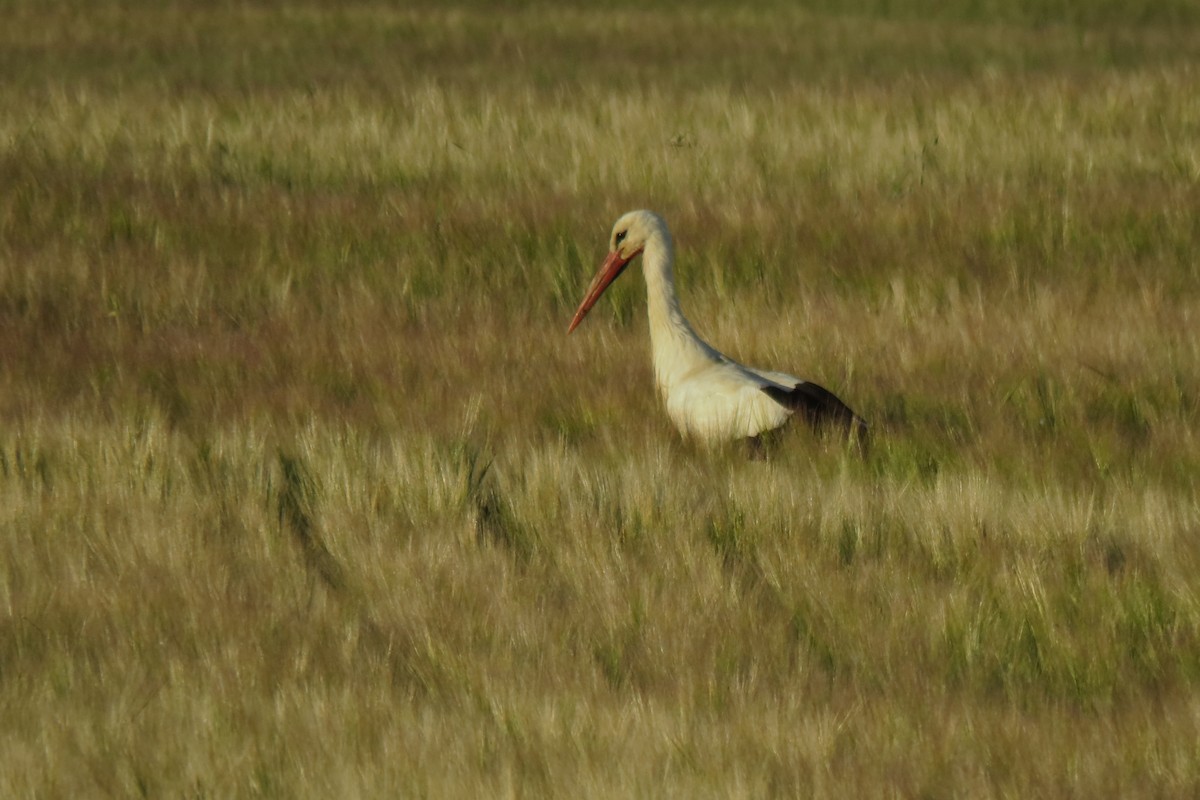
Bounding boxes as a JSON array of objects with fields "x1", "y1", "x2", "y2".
[{"x1": 568, "y1": 210, "x2": 866, "y2": 446}]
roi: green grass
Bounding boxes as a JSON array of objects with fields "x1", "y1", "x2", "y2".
[{"x1": 2, "y1": 1, "x2": 1200, "y2": 796}]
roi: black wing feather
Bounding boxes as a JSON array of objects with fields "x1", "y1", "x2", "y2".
[{"x1": 761, "y1": 381, "x2": 868, "y2": 440}]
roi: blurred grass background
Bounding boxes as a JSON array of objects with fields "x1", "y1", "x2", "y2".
[{"x1": 1, "y1": 1, "x2": 1199, "y2": 796}]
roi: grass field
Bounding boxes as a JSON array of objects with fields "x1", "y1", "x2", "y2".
[{"x1": 2, "y1": 1, "x2": 1200, "y2": 796}]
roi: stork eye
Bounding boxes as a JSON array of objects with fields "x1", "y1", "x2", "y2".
[{"x1": 615, "y1": 230, "x2": 627, "y2": 245}]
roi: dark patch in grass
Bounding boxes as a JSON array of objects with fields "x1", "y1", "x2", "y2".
[
  {"x1": 0, "y1": 441, "x2": 54, "y2": 493},
  {"x1": 141, "y1": 367, "x2": 192, "y2": 428},
  {"x1": 837, "y1": 521, "x2": 859, "y2": 567},
  {"x1": 705, "y1": 507, "x2": 751, "y2": 575},
  {"x1": 593, "y1": 641, "x2": 627, "y2": 690},
  {"x1": 457, "y1": 442, "x2": 535, "y2": 564},
  {"x1": 1085, "y1": 387, "x2": 1152, "y2": 444},
  {"x1": 592, "y1": 605, "x2": 646, "y2": 691},
  {"x1": 274, "y1": 450, "x2": 460, "y2": 697},
  {"x1": 539, "y1": 405, "x2": 598, "y2": 444},
  {"x1": 789, "y1": 604, "x2": 839, "y2": 676},
  {"x1": 276, "y1": 450, "x2": 346, "y2": 592},
  {"x1": 1001, "y1": 373, "x2": 1064, "y2": 439}
]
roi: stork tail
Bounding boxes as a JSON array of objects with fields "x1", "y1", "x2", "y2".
[{"x1": 761, "y1": 382, "x2": 869, "y2": 444}]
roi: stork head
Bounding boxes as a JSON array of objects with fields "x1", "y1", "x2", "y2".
[{"x1": 567, "y1": 210, "x2": 663, "y2": 334}]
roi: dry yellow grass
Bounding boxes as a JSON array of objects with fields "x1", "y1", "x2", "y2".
[{"x1": 2, "y1": 2, "x2": 1199, "y2": 797}]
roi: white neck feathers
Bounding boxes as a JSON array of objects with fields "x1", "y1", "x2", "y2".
[{"x1": 640, "y1": 222, "x2": 721, "y2": 396}]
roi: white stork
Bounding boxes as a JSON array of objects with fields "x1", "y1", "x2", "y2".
[{"x1": 567, "y1": 210, "x2": 866, "y2": 448}]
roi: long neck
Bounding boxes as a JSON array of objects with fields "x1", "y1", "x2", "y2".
[{"x1": 642, "y1": 231, "x2": 720, "y2": 395}]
